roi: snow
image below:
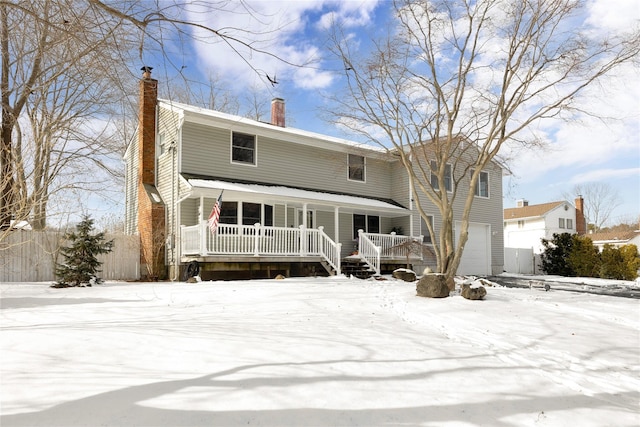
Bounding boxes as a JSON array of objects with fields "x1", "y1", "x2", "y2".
[
  {"x1": 1, "y1": 275, "x2": 638, "y2": 427},
  {"x1": 188, "y1": 179, "x2": 407, "y2": 212}
]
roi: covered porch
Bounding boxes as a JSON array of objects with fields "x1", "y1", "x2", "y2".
[
  {"x1": 180, "y1": 222, "x2": 424, "y2": 276},
  {"x1": 177, "y1": 178, "x2": 425, "y2": 277}
]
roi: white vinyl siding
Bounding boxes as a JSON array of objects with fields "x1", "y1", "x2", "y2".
[{"x1": 181, "y1": 123, "x2": 392, "y2": 201}]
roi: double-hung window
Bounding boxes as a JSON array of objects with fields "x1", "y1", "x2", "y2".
[
  {"x1": 472, "y1": 170, "x2": 489, "y2": 198},
  {"x1": 348, "y1": 154, "x2": 365, "y2": 182},
  {"x1": 353, "y1": 214, "x2": 379, "y2": 239},
  {"x1": 430, "y1": 161, "x2": 452, "y2": 192},
  {"x1": 232, "y1": 132, "x2": 256, "y2": 165},
  {"x1": 219, "y1": 201, "x2": 273, "y2": 227}
]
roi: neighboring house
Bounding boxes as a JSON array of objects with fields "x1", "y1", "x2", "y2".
[
  {"x1": 503, "y1": 198, "x2": 586, "y2": 254},
  {"x1": 585, "y1": 230, "x2": 640, "y2": 252},
  {"x1": 124, "y1": 68, "x2": 504, "y2": 280}
]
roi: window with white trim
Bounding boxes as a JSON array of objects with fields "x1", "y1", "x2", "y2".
[
  {"x1": 559, "y1": 218, "x2": 565, "y2": 228},
  {"x1": 353, "y1": 214, "x2": 379, "y2": 239},
  {"x1": 231, "y1": 132, "x2": 256, "y2": 165},
  {"x1": 348, "y1": 154, "x2": 365, "y2": 181},
  {"x1": 472, "y1": 170, "x2": 489, "y2": 198},
  {"x1": 566, "y1": 218, "x2": 573, "y2": 229},
  {"x1": 430, "y1": 161, "x2": 452, "y2": 192}
]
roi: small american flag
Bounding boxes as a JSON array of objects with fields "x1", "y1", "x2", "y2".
[{"x1": 207, "y1": 191, "x2": 223, "y2": 234}]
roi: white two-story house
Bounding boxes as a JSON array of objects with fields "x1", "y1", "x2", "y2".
[
  {"x1": 124, "y1": 68, "x2": 504, "y2": 280},
  {"x1": 503, "y1": 198, "x2": 586, "y2": 254}
]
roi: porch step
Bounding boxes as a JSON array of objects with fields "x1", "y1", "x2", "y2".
[{"x1": 342, "y1": 258, "x2": 376, "y2": 279}]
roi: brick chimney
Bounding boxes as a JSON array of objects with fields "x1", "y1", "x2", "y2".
[
  {"x1": 575, "y1": 195, "x2": 586, "y2": 235},
  {"x1": 137, "y1": 66, "x2": 165, "y2": 279},
  {"x1": 139, "y1": 66, "x2": 157, "y2": 185},
  {"x1": 270, "y1": 98, "x2": 285, "y2": 127}
]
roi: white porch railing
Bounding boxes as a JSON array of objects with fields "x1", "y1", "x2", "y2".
[
  {"x1": 358, "y1": 230, "x2": 424, "y2": 275},
  {"x1": 180, "y1": 222, "x2": 341, "y2": 275}
]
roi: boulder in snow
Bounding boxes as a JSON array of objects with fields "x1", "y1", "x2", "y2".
[
  {"x1": 416, "y1": 273, "x2": 449, "y2": 298},
  {"x1": 461, "y1": 283, "x2": 487, "y2": 300},
  {"x1": 393, "y1": 268, "x2": 417, "y2": 282}
]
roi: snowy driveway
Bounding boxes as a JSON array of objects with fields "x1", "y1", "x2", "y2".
[{"x1": 1, "y1": 277, "x2": 639, "y2": 426}]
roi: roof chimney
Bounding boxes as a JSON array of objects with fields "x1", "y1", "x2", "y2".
[
  {"x1": 516, "y1": 199, "x2": 528, "y2": 208},
  {"x1": 270, "y1": 98, "x2": 285, "y2": 127},
  {"x1": 575, "y1": 195, "x2": 586, "y2": 235},
  {"x1": 139, "y1": 66, "x2": 157, "y2": 185}
]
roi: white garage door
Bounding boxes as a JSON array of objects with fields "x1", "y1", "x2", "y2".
[{"x1": 455, "y1": 222, "x2": 491, "y2": 276}]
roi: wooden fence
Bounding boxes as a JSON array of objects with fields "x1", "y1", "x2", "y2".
[{"x1": 0, "y1": 231, "x2": 140, "y2": 283}]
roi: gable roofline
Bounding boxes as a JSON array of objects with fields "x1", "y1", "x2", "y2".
[
  {"x1": 158, "y1": 99, "x2": 391, "y2": 159},
  {"x1": 504, "y1": 201, "x2": 569, "y2": 221}
]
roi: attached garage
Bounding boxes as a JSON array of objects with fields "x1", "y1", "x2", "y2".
[{"x1": 455, "y1": 222, "x2": 491, "y2": 276}]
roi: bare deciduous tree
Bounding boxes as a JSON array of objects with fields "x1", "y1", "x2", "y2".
[
  {"x1": 328, "y1": 0, "x2": 639, "y2": 279},
  {"x1": 0, "y1": 0, "x2": 300, "y2": 240},
  {"x1": 564, "y1": 182, "x2": 622, "y2": 231}
]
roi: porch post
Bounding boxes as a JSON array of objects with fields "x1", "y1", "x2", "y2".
[
  {"x1": 199, "y1": 196, "x2": 206, "y2": 255},
  {"x1": 334, "y1": 206, "x2": 339, "y2": 243},
  {"x1": 253, "y1": 223, "x2": 261, "y2": 256},
  {"x1": 299, "y1": 224, "x2": 306, "y2": 256},
  {"x1": 200, "y1": 220, "x2": 207, "y2": 256}
]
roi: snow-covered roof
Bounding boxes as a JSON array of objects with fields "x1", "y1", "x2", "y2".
[
  {"x1": 503, "y1": 201, "x2": 567, "y2": 221},
  {"x1": 158, "y1": 99, "x2": 389, "y2": 156},
  {"x1": 186, "y1": 178, "x2": 408, "y2": 215}
]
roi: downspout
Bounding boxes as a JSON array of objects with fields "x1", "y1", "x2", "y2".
[{"x1": 408, "y1": 152, "x2": 414, "y2": 237}]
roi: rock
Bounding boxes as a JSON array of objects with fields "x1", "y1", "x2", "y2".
[
  {"x1": 446, "y1": 276, "x2": 455, "y2": 291},
  {"x1": 274, "y1": 274, "x2": 286, "y2": 280},
  {"x1": 416, "y1": 273, "x2": 449, "y2": 298},
  {"x1": 392, "y1": 268, "x2": 417, "y2": 282},
  {"x1": 461, "y1": 283, "x2": 487, "y2": 300},
  {"x1": 423, "y1": 266, "x2": 433, "y2": 274}
]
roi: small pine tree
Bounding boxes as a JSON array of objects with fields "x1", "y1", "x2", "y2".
[
  {"x1": 540, "y1": 233, "x2": 575, "y2": 276},
  {"x1": 54, "y1": 215, "x2": 114, "y2": 287}
]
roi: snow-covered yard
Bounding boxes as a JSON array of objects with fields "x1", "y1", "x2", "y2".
[{"x1": 1, "y1": 276, "x2": 638, "y2": 427}]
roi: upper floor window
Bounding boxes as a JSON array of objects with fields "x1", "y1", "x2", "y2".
[
  {"x1": 566, "y1": 218, "x2": 573, "y2": 229},
  {"x1": 430, "y1": 161, "x2": 452, "y2": 192},
  {"x1": 559, "y1": 218, "x2": 565, "y2": 229},
  {"x1": 348, "y1": 154, "x2": 365, "y2": 181},
  {"x1": 232, "y1": 132, "x2": 256, "y2": 165},
  {"x1": 472, "y1": 170, "x2": 489, "y2": 198},
  {"x1": 517, "y1": 220, "x2": 525, "y2": 228}
]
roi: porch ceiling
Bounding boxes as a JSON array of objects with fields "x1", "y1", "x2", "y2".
[{"x1": 185, "y1": 177, "x2": 409, "y2": 216}]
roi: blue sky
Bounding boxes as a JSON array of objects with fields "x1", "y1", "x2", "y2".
[{"x1": 145, "y1": 0, "x2": 639, "y2": 227}]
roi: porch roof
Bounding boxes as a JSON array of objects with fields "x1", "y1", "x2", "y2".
[{"x1": 185, "y1": 177, "x2": 409, "y2": 216}]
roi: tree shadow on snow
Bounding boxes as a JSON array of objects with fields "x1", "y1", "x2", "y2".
[{"x1": 1, "y1": 358, "x2": 637, "y2": 427}]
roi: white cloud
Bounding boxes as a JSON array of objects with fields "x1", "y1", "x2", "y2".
[
  {"x1": 586, "y1": 0, "x2": 640, "y2": 34},
  {"x1": 570, "y1": 167, "x2": 640, "y2": 184},
  {"x1": 183, "y1": 1, "x2": 380, "y2": 93},
  {"x1": 316, "y1": 0, "x2": 380, "y2": 30}
]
